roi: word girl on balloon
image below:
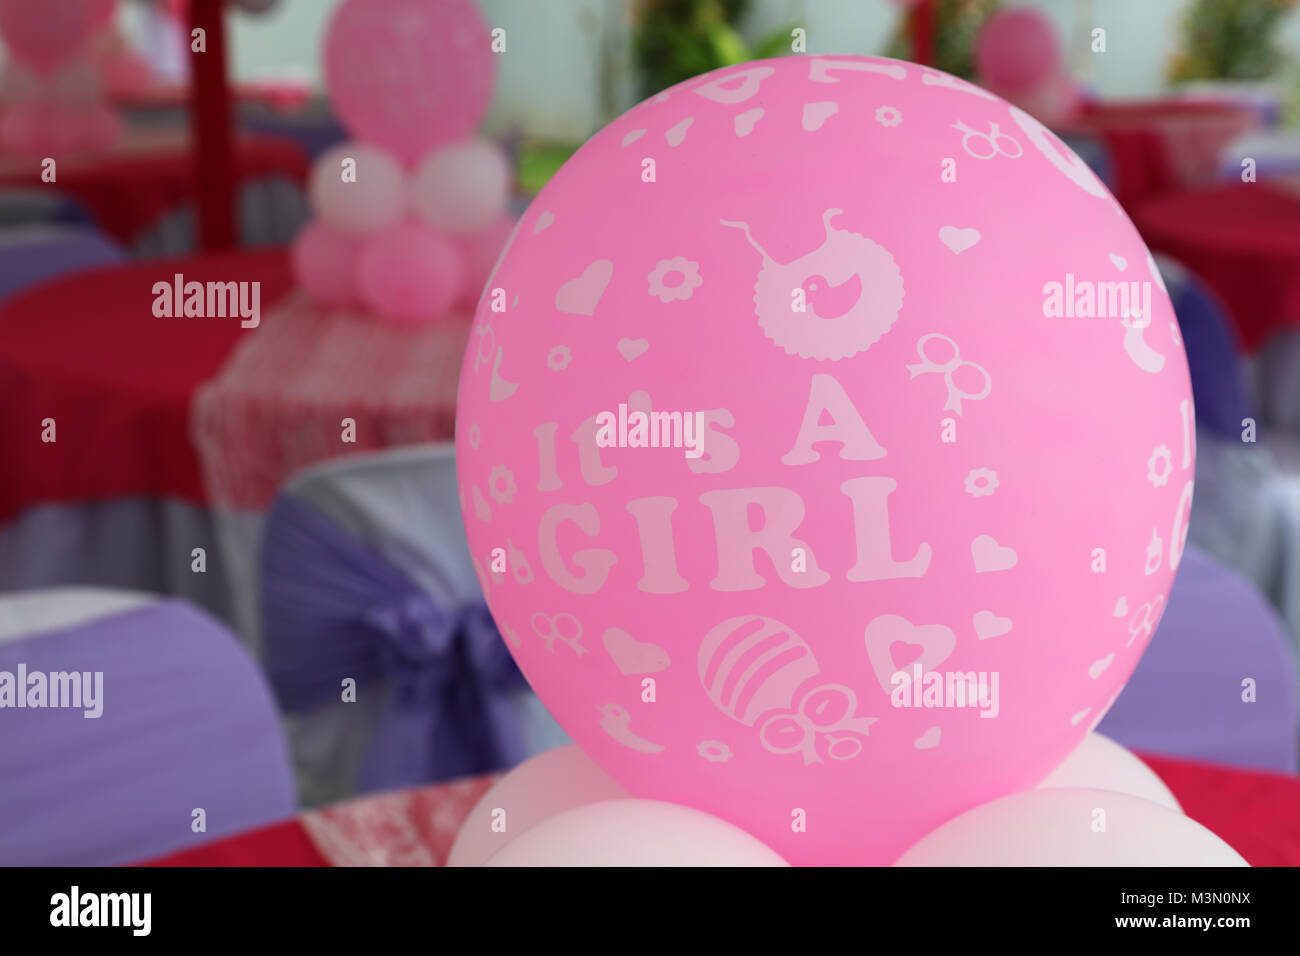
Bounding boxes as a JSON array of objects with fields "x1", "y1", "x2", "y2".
[{"x1": 531, "y1": 375, "x2": 927, "y2": 596}]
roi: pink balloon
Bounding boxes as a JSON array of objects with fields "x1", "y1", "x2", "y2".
[
  {"x1": 447, "y1": 745, "x2": 627, "y2": 867},
  {"x1": 484, "y1": 799, "x2": 789, "y2": 867},
  {"x1": 455, "y1": 56, "x2": 1194, "y2": 866},
  {"x1": 357, "y1": 221, "x2": 463, "y2": 326},
  {"x1": 895, "y1": 789, "x2": 1246, "y2": 866},
  {"x1": 323, "y1": 0, "x2": 494, "y2": 166},
  {"x1": 309, "y1": 142, "x2": 406, "y2": 235},
  {"x1": 0, "y1": 0, "x2": 116, "y2": 76},
  {"x1": 455, "y1": 215, "x2": 518, "y2": 311},
  {"x1": 975, "y1": 7, "x2": 1061, "y2": 94},
  {"x1": 292, "y1": 219, "x2": 363, "y2": 307}
]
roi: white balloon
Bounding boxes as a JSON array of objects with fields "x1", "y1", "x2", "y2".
[
  {"x1": 447, "y1": 745, "x2": 627, "y2": 868},
  {"x1": 408, "y1": 139, "x2": 510, "y2": 235},
  {"x1": 309, "y1": 142, "x2": 406, "y2": 235},
  {"x1": 895, "y1": 788, "x2": 1247, "y2": 866},
  {"x1": 1037, "y1": 732, "x2": 1181, "y2": 812},
  {"x1": 485, "y1": 799, "x2": 790, "y2": 867}
]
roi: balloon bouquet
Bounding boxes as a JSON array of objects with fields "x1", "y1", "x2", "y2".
[
  {"x1": 973, "y1": 6, "x2": 1084, "y2": 127},
  {"x1": 292, "y1": 0, "x2": 514, "y2": 327},
  {"x1": 449, "y1": 51, "x2": 1247, "y2": 866},
  {"x1": 0, "y1": 0, "x2": 124, "y2": 155}
]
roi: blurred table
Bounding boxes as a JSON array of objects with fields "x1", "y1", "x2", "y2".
[
  {"x1": 1132, "y1": 182, "x2": 1300, "y2": 352},
  {"x1": 0, "y1": 126, "x2": 308, "y2": 244},
  {"x1": 1058, "y1": 100, "x2": 1258, "y2": 208},
  {"x1": 138, "y1": 754, "x2": 1300, "y2": 866},
  {"x1": 191, "y1": 295, "x2": 471, "y2": 645},
  {"x1": 0, "y1": 248, "x2": 295, "y2": 524}
]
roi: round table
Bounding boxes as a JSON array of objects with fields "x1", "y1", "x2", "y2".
[
  {"x1": 0, "y1": 248, "x2": 295, "y2": 524},
  {"x1": 1059, "y1": 100, "x2": 1259, "y2": 208},
  {"x1": 1133, "y1": 181, "x2": 1300, "y2": 352},
  {"x1": 0, "y1": 127, "x2": 308, "y2": 243}
]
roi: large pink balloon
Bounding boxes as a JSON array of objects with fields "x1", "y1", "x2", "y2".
[
  {"x1": 447, "y1": 745, "x2": 627, "y2": 867},
  {"x1": 0, "y1": 0, "x2": 116, "y2": 76},
  {"x1": 455, "y1": 56, "x2": 1193, "y2": 866},
  {"x1": 895, "y1": 788, "x2": 1246, "y2": 866},
  {"x1": 323, "y1": 0, "x2": 494, "y2": 166},
  {"x1": 975, "y1": 7, "x2": 1061, "y2": 94}
]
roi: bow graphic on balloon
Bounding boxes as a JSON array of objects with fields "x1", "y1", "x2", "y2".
[
  {"x1": 758, "y1": 684, "x2": 878, "y2": 765},
  {"x1": 907, "y1": 332, "x2": 992, "y2": 415}
]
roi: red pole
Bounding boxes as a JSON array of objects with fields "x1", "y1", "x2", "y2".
[
  {"x1": 188, "y1": 0, "x2": 236, "y2": 251},
  {"x1": 911, "y1": 0, "x2": 936, "y2": 67}
]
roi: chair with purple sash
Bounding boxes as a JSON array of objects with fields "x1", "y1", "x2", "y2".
[
  {"x1": 1098, "y1": 546, "x2": 1299, "y2": 774},
  {"x1": 261, "y1": 444, "x2": 568, "y2": 808},
  {"x1": 0, "y1": 590, "x2": 295, "y2": 865}
]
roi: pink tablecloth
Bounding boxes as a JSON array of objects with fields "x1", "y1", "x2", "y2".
[{"x1": 192, "y1": 294, "x2": 471, "y2": 511}]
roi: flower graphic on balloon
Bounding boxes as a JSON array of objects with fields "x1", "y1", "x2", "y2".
[
  {"x1": 647, "y1": 256, "x2": 703, "y2": 303},
  {"x1": 1147, "y1": 445, "x2": 1172, "y2": 488},
  {"x1": 875, "y1": 105, "x2": 902, "y2": 127},
  {"x1": 487, "y1": 464, "x2": 517, "y2": 505},
  {"x1": 964, "y1": 467, "x2": 999, "y2": 498},
  {"x1": 546, "y1": 345, "x2": 572, "y2": 371},
  {"x1": 697, "y1": 740, "x2": 733, "y2": 763},
  {"x1": 466, "y1": 423, "x2": 481, "y2": 450}
]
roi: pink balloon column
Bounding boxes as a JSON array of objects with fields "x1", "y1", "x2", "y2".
[
  {"x1": 0, "y1": 0, "x2": 124, "y2": 155},
  {"x1": 975, "y1": 7, "x2": 1080, "y2": 126},
  {"x1": 454, "y1": 56, "x2": 1194, "y2": 866},
  {"x1": 291, "y1": 0, "x2": 516, "y2": 327}
]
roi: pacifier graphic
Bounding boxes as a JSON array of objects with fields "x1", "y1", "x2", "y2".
[{"x1": 721, "y1": 208, "x2": 904, "y2": 361}]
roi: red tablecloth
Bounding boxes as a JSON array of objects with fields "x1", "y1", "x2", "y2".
[
  {"x1": 1132, "y1": 182, "x2": 1300, "y2": 351},
  {"x1": 1060, "y1": 100, "x2": 1258, "y2": 208},
  {"x1": 0, "y1": 249, "x2": 294, "y2": 523},
  {"x1": 138, "y1": 755, "x2": 1300, "y2": 867},
  {"x1": 0, "y1": 128, "x2": 308, "y2": 242}
]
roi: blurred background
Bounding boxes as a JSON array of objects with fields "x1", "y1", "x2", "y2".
[{"x1": 1, "y1": 0, "x2": 1300, "y2": 867}]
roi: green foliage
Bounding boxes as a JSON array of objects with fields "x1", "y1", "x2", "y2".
[
  {"x1": 883, "y1": 0, "x2": 1002, "y2": 80},
  {"x1": 633, "y1": 0, "x2": 795, "y2": 98},
  {"x1": 1168, "y1": 0, "x2": 1296, "y2": 83}
]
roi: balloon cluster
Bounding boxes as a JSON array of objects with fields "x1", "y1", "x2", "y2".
[
  {"x1": 291, "y1": 0, "x2": 513, "y2": 326},
  {"x1": 0, "y1": 0, "x2": 123, "y2": 155},
  {"x1": 450, "y1": 53, "x2": 1237, "y2": 866},
  {"x1": 974, "y1": 7, "x2": 1082, "y2": 127},
  {"x1": 449, "y1": 738, "x2": 1247, "y2": 866}
]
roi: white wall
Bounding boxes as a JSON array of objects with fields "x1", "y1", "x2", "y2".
[{"x1": 4, "y1": 0, "x2": 1296, "y2": 137}]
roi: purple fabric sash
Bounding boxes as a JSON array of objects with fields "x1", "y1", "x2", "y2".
[{"x1": 262, "y1": 495, "x2": 527, "y2": 791}]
